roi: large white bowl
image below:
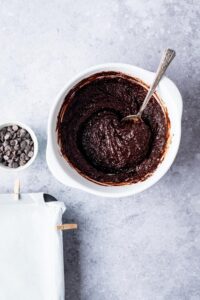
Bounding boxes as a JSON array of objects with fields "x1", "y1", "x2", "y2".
[{"x1": 46, "y1": 63, "x2": 182, "y2": 198}]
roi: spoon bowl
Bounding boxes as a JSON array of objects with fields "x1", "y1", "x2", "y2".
[{"x1": 122, "y1": 114, "x2": 142, "y2": 122}]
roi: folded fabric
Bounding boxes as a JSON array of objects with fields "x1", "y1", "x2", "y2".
[{"x1": 0, "y1": 193, "x2": 66, "y2": 300}]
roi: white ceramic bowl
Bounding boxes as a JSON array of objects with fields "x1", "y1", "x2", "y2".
[
  {"x1": 0, "y1": 121, "x2": 38, "y2": 171},
  {"x1": 46, "y1": 63, "x2": 182, "y2": 198}
]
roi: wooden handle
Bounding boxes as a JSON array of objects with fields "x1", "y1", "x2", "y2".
[
  {"x1": 14, "y1": 179, "x2": 20, "y2": 200},
  {"x1": 57, "y1": 224, "x2": 78, "y2": 231}
]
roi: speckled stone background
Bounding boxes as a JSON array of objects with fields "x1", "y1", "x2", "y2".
[{"x1": 0, "y1": 0, "x2": 200, "y2": 299}]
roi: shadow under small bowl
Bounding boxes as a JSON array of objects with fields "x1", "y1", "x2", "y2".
[{"x1": 0, "y1": 121, "x2": 38, "y2": 171}]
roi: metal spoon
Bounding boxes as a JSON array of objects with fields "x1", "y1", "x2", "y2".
[{"x1": 122, "y1": 48, "x2": 176, "y2": 122}]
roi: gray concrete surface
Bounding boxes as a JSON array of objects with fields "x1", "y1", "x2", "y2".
[{"x1": 0, "y1": 0, "x2": 200, "y2": 299}]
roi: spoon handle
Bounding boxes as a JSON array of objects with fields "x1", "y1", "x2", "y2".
[{"x1": 138, "y1": 48, "x2": 176, "y2": 116}]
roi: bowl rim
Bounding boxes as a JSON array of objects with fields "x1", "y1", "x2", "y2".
[
  {"x1": 46, "y1": 63, "x2": 183, "y2": 197},
  {"x1": 0, "y1": 121, "x2": 38, "y2": 171}
]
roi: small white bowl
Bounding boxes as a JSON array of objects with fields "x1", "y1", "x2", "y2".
[
  {"x1": 47, "y1": 63, "x2": 182, "y2": 198},
  {"x1": 0, "y1": 121, "x2": 38, "y2": 171}
]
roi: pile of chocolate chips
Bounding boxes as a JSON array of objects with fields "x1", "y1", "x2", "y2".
[{"x1": 0, "y1": 125, "x2": 34, "y2": 168}]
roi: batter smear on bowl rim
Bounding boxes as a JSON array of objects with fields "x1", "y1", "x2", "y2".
[{"x1": 57, "y1": 71, "x2": 170, "y2": 185}]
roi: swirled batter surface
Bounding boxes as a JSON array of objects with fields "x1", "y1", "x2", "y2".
[{"x1": 57, "y1": 72, "x2": 169, "y2": 185}]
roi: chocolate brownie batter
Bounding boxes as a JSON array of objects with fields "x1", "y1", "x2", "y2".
[{"x1": 57, "y1": 72, "x2": 170, "y2": 185}]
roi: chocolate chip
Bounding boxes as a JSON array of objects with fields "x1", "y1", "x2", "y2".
[
  {"x1": 7, "y1": 126, "x2": 13, "y2": 132},
  {"x1": 10, "y1": 140, "x2": 16, "y2": 146},
  {"x1": 4, "y1": 145, "x2": 11, "y2": 152},
  {"x1": 20, "y1": 141, "x2": 27, "y2": 150},
  {"x1": 5, "y1": 150, "x2": 11, "y2": 157},
  {"x1": 12, "y1": 125, "x2": 18, "y2": 131},
  {"x1": 14, "y1": 144, "x2": 19, "y2": 150},
  {"x1": 28, "y1": 151, "x2": 34, "y2": 158},
  {"x1": 1, "y1": 128, "x2": 6, "y2": 134},
  {"x1": 13, "y1": 162, "x2": 19, "y2": 168},
  {"x1": 24, "y1": 145, "x2": 31, "y2": 154},
  {"x1": 4, "y1": 133, "x2": 11, "y2": 140},
  {"x1": 25, "y1": 132, "x2": 31, "y2": 138},
  {"x1": 20, "y1": 153, "x2": 26, "y2": 160},
  {"x1": 20, "y1": 160, "x2": 26, "y2": 166},
  {"x1": 0, "y1": 134, "x2": 4, "y2": 142},
  {"x1": 11, "y1": 151, "x2": 16, "y2": 157},
  {"x1": 25, "y1": 139, "x2": 30, "y2": 145},
  {"x1": 19, "y1": 129, "x2": 26, "y2": 138}
]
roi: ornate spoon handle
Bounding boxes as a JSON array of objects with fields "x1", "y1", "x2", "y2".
[{"x1": 138, "y1": 49, "x2": 176, "y2": 117}]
